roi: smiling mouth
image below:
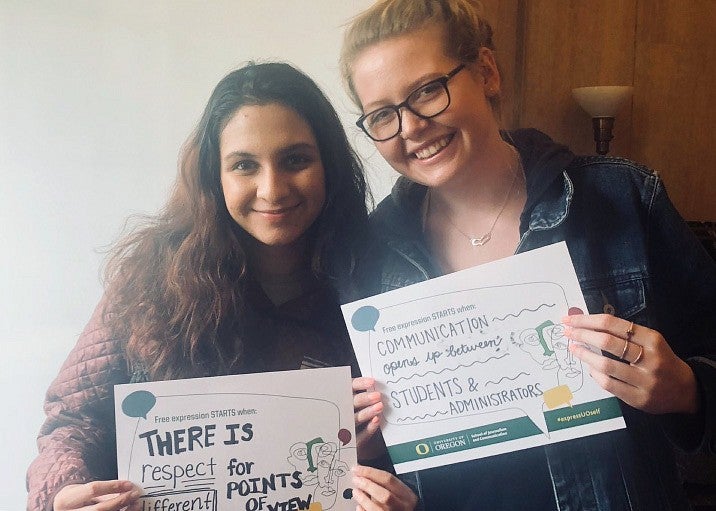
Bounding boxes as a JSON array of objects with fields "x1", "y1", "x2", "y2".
[
  {"x1": 255, "y1": 204, "x2": 299, "y2": 215},
  {"x1": 413, "y1": 134, "x2": 453, "y2": 160}
]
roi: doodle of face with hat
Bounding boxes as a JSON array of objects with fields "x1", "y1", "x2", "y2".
[{"x1": 288, "y1": 438, "x2": 348, "y2": 508}]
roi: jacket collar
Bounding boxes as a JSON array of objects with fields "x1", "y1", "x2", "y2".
[{"x1": 505, "y1": 129, "x2": 575, "y2": 231}]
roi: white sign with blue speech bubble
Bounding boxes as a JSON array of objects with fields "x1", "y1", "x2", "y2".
[
  {"x1": 342, "y1": 242, "x2": 625, "y2": 473},
  {"x1": 115, "y1": 367, "x2": 357, "y2": 511}
]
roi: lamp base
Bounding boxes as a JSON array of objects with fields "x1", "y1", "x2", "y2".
[{"x1": 592, "y1": 117, "x2": 615, "y2": 155}]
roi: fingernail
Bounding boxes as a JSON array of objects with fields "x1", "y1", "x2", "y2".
[
  {"x1": 118, "y1": 480, "x2": 133, "y2": 491},
  {"x1": 130, "y1": 489, "x2": 143, "y2": 499},
  {"x1": 561, "y1": 315, "x2": 572, "y2": 324}
]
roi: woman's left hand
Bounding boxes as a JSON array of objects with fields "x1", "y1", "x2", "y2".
[
  {"x1": 351, "y1": 465, "x2": 418, "y2": 511},
  {"x1": 352, "y1": 377, "x2": 386, "y2": 461},
  {"x1": 563, "y1": 313, "x2": 699, "y2": 415}
]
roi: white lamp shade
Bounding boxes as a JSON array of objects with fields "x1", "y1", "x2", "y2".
[{"x1": 572, "y1": 86, "x2": 634, "y2": 117}]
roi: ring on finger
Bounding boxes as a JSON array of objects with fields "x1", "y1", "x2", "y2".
[
  {"x1": 631, "y1": 344, "x2": 644, "y2": 365},
  {"x1": 625, "y1": 321, "x2": 635, "y2": 340},
  {"x1": 620, "y1": 338, "x2": 630, "y2": 360}
]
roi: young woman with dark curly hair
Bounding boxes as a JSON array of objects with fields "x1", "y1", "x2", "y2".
[{"x1": 26, "y1": 62, "x2": 416, "y2": 511}]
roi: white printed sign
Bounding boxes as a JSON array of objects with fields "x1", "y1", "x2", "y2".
[
  {"x1": 115, "y1": 367, "x2": 356, "y2": 511},
  {"x1": 342, "y1": 242, "x2": 625, "y2": 473}
]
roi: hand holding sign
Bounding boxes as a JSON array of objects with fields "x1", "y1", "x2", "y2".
[
  {"x1": 342, "y1": 243, "x2": 625, "y2": 473},
  {"x1": 114, "y1": 367, "x2": 358, "y2": 510}
]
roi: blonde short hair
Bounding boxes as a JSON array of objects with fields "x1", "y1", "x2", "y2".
[{"x1": 340, "y1": 0, "x2": 495, "y2": 108}]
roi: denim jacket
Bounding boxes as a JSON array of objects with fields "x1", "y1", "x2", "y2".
[{"x1": 354, "y1": 129, "x2": 716, "y2": 510}]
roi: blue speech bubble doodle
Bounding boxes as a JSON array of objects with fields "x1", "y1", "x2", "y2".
[
  {"x1": 122, "y1": 390, "x2": 156, "y2": 419},
  {"x1": 351, "y1": 305, "x2": 380, "y2": 332}
]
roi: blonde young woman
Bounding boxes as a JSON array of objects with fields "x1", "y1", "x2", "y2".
[{"x1": 342, "y1": 1, "x2": 716, "y2": 509}]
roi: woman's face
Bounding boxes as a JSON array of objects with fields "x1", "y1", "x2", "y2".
[
  {"x1": 351, "y1": 23, "x2": 502, "y2": 189},
  {"x1": 219, "y1": 103, "x2": 326, "y2": 251}
]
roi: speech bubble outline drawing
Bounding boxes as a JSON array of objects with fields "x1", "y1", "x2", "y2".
[
  {"x1": 121, "y1": 390, "x2": 156, "y2": 419},
  {"x1": 120, "y1": 390, "x2": 355, "y2": 507},
  {"x1": 367, "y1": 282, "x2": 580, "y2": 437},
  {"x1": 351, "y1": 305, "x2": 380, "y2": 332}
]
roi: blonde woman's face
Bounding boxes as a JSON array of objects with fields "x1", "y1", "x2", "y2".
[{"x1": 351, "y1": 23, "x2": 503, "y2": 189}]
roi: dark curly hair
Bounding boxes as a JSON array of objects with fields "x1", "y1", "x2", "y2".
[{"x1": 104, "y1": 62, "x2": 368, "y2": 380}]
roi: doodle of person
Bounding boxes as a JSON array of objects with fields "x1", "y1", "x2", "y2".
[
  {"x1": 288, "y1": 439, "x2": 348, "y2": 508},
  {"x1": 314, "y1": 442, "x2": 349, "y2": 498},
  {"x1": 544, "y1": 323, "x2": 581, "y2": 378},
  {"x1": 515, "y1": 327, "x2": 559, "y2": 370}
]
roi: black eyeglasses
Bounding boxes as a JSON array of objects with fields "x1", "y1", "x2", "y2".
[{"x1": 356, "y1": 64, "x2": 466, "y2": 142}]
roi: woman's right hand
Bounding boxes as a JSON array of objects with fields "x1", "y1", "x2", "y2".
[
  {"x1": 54, "y1": 480, "x2": 142, "y2": 511},
  {"x1": 353, "y1": 376, "x2": 385, "y2": 461}
]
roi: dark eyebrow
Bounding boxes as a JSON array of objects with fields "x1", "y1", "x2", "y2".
[
  {"x1": 222, "y1": 151, "x2": 255, "y2": 164},
  {"x1": 277, "y1": 142, "x2": 319, "y2": 156},
  {"x1": 222, "y1": 143, "x2": 318, "y2": 164}
]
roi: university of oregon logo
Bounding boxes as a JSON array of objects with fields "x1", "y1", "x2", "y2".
[{"x1": 415, "y1": 443, "x2": 430, "y2": 456}]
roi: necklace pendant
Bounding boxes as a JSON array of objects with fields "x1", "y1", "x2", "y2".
[{"x1": 470, "y1": 233, "x2": 491, "y2": 246}]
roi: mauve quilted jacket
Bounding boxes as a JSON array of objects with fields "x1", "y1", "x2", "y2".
[
  {"x1": 26, "y1": 283, "x2": 358, "y2": 511},
  {"x1": 26, "y1": 299, "x2": 128, "y2": 511}
]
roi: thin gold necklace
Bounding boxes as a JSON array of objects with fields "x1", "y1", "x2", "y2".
[{"x1": 426, "y1": 148, "x2": 522, "y2": 247}]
